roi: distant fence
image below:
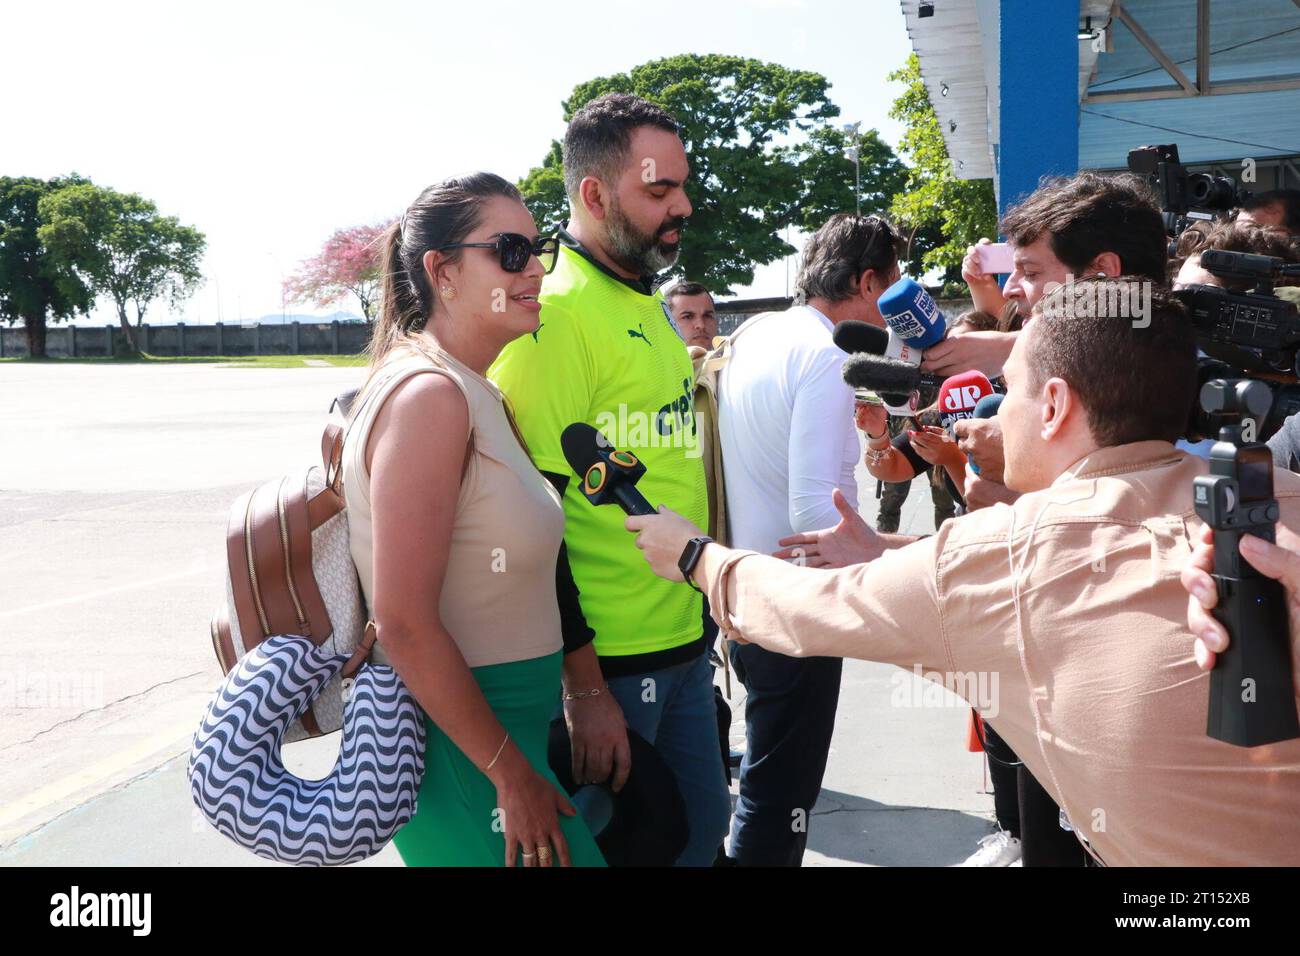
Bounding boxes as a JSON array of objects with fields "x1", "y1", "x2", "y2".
[
  {"x1": 5, "y1": 296, "x2": 981, "y2": 358},
  {"x1": 0, "y1": 321, "x2": 371, "y2": 359}
]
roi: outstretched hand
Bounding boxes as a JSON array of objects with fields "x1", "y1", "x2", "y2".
[{"x1": 773, "y1": 488, "x2": 896, "y2": 569}]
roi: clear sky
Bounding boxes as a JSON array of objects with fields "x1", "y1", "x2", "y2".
[{"x1": 3, "y1": 0, "x2": 913, "y2": 325}]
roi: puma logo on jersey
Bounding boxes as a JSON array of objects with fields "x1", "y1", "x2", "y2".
[{"x1": 627, "y1": 323, "x2": 652, "y2": 347}]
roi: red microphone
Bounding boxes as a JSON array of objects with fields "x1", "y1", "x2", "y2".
[{"x1": 938, "y1": 371, "x2": 995, "y2": 433}]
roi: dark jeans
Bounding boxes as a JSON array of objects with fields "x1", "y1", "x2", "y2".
[
  {"x1": 603, "y1": 652, "x2": 733, "y2": 867},
  {"x1": 981, "y1": 722, "x2": 1021, "y2": 839},
  {"x1": 728, "y1": 641, "x2": 843, "y2": 866},
  {"x1": 981, "y1": 720, "x2": 1085, "y2": 864},
  {"x1": 1018, "y1": 763, "x2": 1088, "y2": 867}
]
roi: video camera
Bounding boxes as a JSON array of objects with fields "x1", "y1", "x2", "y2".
[
  {"x1": 1193, "y1": 379, "x2": 1300, "y2": 746},
  {"x1": 1181, "y1": 250, "x2": 1300, "y2": 437},
  {"x1": 1127, "y1": 142, "x2": 1249, "y2": 238}
]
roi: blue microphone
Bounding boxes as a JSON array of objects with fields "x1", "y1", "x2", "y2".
[
  {"x1": 966, "y1": 393, "x2": 1005, "y2": 475},
  {"x1": 877, "y1": 278, "x2": 948, "y2": 349}
]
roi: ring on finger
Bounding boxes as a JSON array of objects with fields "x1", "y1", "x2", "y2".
[{"x1": 536, "y1": 844, "x2": 552, "y2": 861}]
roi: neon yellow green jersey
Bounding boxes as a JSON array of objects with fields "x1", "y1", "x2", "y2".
[{"x1": 489, "y1": 241, "x2": 707, "y2": 662}]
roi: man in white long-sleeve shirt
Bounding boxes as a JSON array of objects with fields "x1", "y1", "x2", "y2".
[{"x1": 716, "y1": 213, "x2": 902, "y2": 865}]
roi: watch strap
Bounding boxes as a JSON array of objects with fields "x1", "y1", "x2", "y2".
[{"x1": 678, "y1": 536, "x2": 713, "y2": 591}]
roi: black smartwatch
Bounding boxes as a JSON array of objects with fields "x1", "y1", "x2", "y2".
[{"x1": 677, "y1": 536, "x2": 714, "y2": 592}]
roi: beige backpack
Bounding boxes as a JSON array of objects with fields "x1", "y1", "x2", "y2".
[{"x1": 209, "y1": 421, "x2": 375, "y2": 741}]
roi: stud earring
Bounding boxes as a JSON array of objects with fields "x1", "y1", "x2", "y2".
[{"x1": 441, "y1": 286, "x2": 456, "y2": 299}]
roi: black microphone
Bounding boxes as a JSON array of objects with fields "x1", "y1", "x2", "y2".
[
  {"x1": 832, "y1": 320, "x2": 890, "y2": 355},
  {"x1": 560, "y1": 422, "x2": 657, "y2": 517},
  {"x1": 842, "y1": 353, "x2": 944, "y2": 402}
]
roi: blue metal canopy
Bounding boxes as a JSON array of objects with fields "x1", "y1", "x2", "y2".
[
  {"x1": 900, "y1": 0, "x2": 1300, "y2": 204},
  {"x1": 1082, "y1": 0, "x2": 1300, "y2": 169}
]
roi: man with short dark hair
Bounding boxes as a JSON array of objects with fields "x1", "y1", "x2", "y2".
[
  {"x1": 715, "y1": 212, "x2": 899, "y2": 865},
  {"x1": 490, "y1": 92, "x2": 732, "y2": 867},
  {"x1": 947, "y1": 172, "x2": 1170, "y2": 504},
  {"x1": 626, "y1": 279, "x2": 1300, "y2": 866},
  {"x1": 941, "y1": 171, "x2": 1167, "y2": 379},
  {"x1": 664, "y1": 281, "x2": 717, "y2": 349}
]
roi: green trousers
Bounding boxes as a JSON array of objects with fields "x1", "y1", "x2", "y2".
[{"x1": 392, "y1": 650, "x2": 606, "y2": 867}]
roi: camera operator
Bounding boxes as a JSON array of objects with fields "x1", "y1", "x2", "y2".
[
  {"x1": 1166, "y1": 219, "x2": 1300, "y2": 470},
  {"x1": 1167, "y1": 220, "x2": 1300, "y2": 458},
  {"x1": 1171, "y1": 219, "x2": 1300, "y2": 291},
  {"x1": 627, "y1": 279, "x2": 1300, "y2": 866}
]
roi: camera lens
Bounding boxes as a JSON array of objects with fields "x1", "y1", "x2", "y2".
[{"x1": 1188, "y1": 173, "x2": 1238, "y2": 211}]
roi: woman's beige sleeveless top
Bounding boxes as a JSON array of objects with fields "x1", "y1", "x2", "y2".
[{"x1": 341, "y1": 344, "x2": 564, "y2": 668}]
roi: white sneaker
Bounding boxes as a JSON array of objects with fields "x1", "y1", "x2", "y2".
[{"x1": 956, "y1": 829, "x2": 1022, "y2": 867}]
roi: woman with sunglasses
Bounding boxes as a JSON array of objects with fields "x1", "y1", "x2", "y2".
[{"x1": 340, "y1": 172, "x2": 603, "y2": 867}]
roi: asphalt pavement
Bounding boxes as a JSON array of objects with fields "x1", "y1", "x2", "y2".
[{"x1": 0, "y1": 360, "x2": 991, "y2": 866}]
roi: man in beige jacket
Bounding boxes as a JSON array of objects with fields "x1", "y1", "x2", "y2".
[{"x1": 626, "y1": 279, "x2": 1300, "y2": 866}]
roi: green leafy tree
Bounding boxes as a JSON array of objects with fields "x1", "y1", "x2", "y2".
[
  {"x1": 792, "y1": 125, "x2": 907, "y2": 229},
  {"x1": 787, "y1": 124, "x2": 941, "y2": 274},
  {"x1": 887, "y1": 53, "x2": 997, "y2": 278},
  {"x1": 518, "y1": 141, "x2": 568, "y2": 237},
  {"x1": 521, "y1": 54, "x2": 911, "y2": 295},
  {"x1": 38, "y1": 184, "x2": 205, "y2": 353},
  {"x1": 0, "y1": 175, "x2": 94, "y2": 358}
]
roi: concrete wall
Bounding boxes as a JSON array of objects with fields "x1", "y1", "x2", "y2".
[{"x1": 0, "y1": 322, "x2": 371, "y2": 358}]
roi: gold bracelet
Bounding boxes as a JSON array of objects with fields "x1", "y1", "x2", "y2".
[
  {"x1": 562, "y1": 684, "x2": 609, "y2": 701},
  {"x1": 484, "y1": 730, "x2": 510, "y2": 772}
]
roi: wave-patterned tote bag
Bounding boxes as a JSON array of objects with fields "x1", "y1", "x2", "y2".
[
  {"x1": 189, "y1": 416, "x2": 425, "y2": 865},
  {"x1": 189, "y1": 635, "x2": 425, "y2": 865}
]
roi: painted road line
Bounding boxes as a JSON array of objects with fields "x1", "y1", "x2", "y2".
[
  {"x1": 0, "y1": 565, "x2": 220, "y2": 621},
  {"x1": 0, "y1": 721, "x2": 196, "y2": 843}
]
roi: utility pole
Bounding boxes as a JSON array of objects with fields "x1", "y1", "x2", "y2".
[{"x1": 842, "y1": 121, "x2": 862, "y2": 215}]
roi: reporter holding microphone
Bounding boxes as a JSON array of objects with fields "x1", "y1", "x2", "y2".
[{"x1": 626, "y1": 281, "x2": 1300, "y2": 866}]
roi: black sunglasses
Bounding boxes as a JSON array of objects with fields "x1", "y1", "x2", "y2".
[{"x1": 438, "y1": 233, "x2": 559, "y2": 274}]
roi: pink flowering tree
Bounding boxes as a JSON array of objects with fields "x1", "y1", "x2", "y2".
[{"x1": 283, "y1": 220, "x2": 393, "y2": 321}]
